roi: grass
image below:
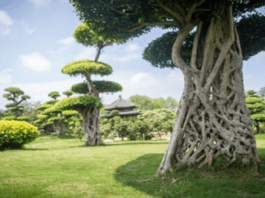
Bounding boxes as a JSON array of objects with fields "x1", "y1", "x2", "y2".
[{"x1": 0, "y1": 133, "x2": 264, "y2": 198}]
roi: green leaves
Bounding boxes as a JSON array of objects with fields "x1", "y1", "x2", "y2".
[
  {"x1": 71, "y1": 81, "x2": 122, "y2": 94},
  {"x1": 61, "y1": 60, "x2": 113, "y2": 77}
]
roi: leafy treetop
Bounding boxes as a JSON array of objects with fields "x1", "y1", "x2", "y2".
[
  {"x1": 71, "y1": 81, "x2": 122, "y2": 94},
  {"x1": 70, "y1": 0, "x2": 265, "y2": 70},
  {"x1": 48, "y1": 91, "x2": 60, "y2": 100},
  {"x1": 63, "y1": 91, "x2": 73, "y2": 97},
  {"x1": 61, "y1": 60, "x2": 113, "y2": 80},
  {"x1": 54, "y1": 95, "x2": 103, "y2": 112}
]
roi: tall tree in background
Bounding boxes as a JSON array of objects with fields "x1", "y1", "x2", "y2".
[
  {"x1": 70, "y1": 0, "x2": 265, "y2": 175},
  {"x1": 2, "y1": 87, "x2": 31, "y2": 119},
  {"x1": 129, "y1": 95, "x2": 154, "y2": 111},
  {"x1": 259, "y1": 87, "x2": 265, "y2": 97}
]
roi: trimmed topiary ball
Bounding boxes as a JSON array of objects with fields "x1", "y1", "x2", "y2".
[{"x1": 0, "y1": 121, "x2": 39, "y2": 150}]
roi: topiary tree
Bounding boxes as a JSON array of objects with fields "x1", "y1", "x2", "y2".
[
  {"x1": 70, "y1": 0, "x2": 265, "y2": 176},
  {"x1": 48, "y1": 91, "x2": 60, "y2": 100},
  {"x1": 56, "y1": 23, "x2": 126, "y2": 146},
  {"x1": 3, "y1": 87, "x2": 31, "y2": 118},
  {"x1": 63, "y1": 91, "x2": 73, "y2": 98},
  {"x1": 34, "y1": 104, "x2": 54, "y2": 135},
  {"x1": 54, "y1": 95, "x2": 103, "y2": 145},
  {"x1": 245, "y1": 91, "x2": 265, "y2": 134}
]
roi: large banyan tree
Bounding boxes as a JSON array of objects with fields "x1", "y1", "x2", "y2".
[{"x1": 70, "y1": 0, "x2": 265, "y2": 174}]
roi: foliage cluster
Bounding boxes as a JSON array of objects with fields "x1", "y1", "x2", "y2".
[
  {"x1": 71, "y1": 81, "x2": 123, "y2": 94},
  {"x1": 100, "y1": 108, "x2": 176, "y2": 140},
  {"x1": 61, "y1": 60, "x2": 113, "y2": 78},
  {"x1": 0, "y1": 121, "x2": 39, "y2": 150}
]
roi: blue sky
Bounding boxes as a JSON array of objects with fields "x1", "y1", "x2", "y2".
[{"x1": 0, "y1": 0, "x2": 264, "y2": 110}]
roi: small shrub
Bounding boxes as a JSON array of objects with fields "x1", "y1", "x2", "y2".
[
  {"x1": 100, "y1": 123, "x2": 113, "y2": 138},
  {"x1": 110, "y1": 110, "x2": 119, "y2": 116},
  {"x1": 0, "y1": 120, "x2": 39, "y2": 150}
]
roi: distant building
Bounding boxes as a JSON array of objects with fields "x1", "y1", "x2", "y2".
[{"x1": 100, "y1": 95, "x2": 142, "y2": 120}]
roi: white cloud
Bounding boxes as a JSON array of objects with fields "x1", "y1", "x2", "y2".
[
  {"x1": 0, "y1": 11, "x2": 13, "y2": 35},
  {"x1": 1, "y1": 69, "x2": 13, "y2": 73},
  {"x1": 19, "y1": 53, "x2": 51, "y2": 72},
  {"x1": 19, "y1": 21, "x2": 36, "y2": 34},
  {"x1": 91, "y1": 70, "x2": 184, "y2": 105},
  {"x1": 125, "y1": 43, "x2": 140, "y2": 52},
  {"x1": 112, "y1": 53, "x2": 141, "y2": 62},
  {"x1": 58, "y1": 37, "x2": 75, "y2": 45},
  {"x1": 29, "y1": 0, "x2": 51, "y2": 5}
]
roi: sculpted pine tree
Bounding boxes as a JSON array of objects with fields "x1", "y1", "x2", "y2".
[
  {"x1": 55, "y1": 22, "x2": 124, "y2": 146},
  {"x1": 3, "y1": 87, "x2": 31, "y2": 120},
  {"x1": 245, "y1": 91, "x2": 265, "y2": 134},
  {"x1": 63, "y1": 91, "x2": 73, "y2": 98},
  {"x1": 70, "y1": 0, "x2": 265, "y2": 174}
]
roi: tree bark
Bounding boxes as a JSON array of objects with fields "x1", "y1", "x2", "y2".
[
  {"x1": 52, "y1": 119, "x2": 64, "y2": 136},
  {"x1": 254, "y1": 121, "x2": 261, "y2": 134},
  {"x1": 157, "y1": 4, "x2": 261, "y2": 176},
  {"x1": 82, "y1": 105, "x2": 101, "y2": 146}
]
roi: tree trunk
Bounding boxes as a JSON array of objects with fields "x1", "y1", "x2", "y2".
[
  {"x1": 254, "y1": 121, "x2": 261, "y2": 134},
  {"x1": 43, "y1": 125, "x2": 52, "y2": 135},
  {"x1": 52, "y1": 119, "x2": 64, "y2": 136},
  {"x1": 157, "y1": 4, "x2": 261, "y2": 176},
  {"x1": 82, "y1": 105, "x2": 101, "y2": 146}
]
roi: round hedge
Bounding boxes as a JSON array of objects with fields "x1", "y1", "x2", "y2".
[
  {"x1": 0, "y1": 121, "x2": 39, "y2": 150},
  {"x1": 71, "y1": 81, "x2": 123, "y2": 94},
  {"x1": 61, "y1": 60, "x2": 113, "y2": 77},
  {"x1": 54, "y1": 95, "x2": 103, "y2": 111},
  {"x1": 62, "y1": 110, "x2": 79, "y2": 116}
]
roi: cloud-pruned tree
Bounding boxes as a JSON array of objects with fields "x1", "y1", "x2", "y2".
[
  {"x1": 70, "y1": 0, "x2": 265, "y2": 175},
  {"x1": 2, "y1": 87, "x2": 31, "y2": 120},
  {"x1": 245, "y1": 90, "x2": 265, "y2": 134},
  {"x1": 63, "y1": 90, "x2": 73, "y2": 98}
]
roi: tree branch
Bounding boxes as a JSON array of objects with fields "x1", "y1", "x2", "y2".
[
  {"x1": 156, "y1": 0, "x2": 184, "y2": 25},
  {"x1": 98, "y1": 0, "x2": 137, "y2": 15},
  {"x1": 126, "y1": 21, "x2": 178, "y2": 32},
  {"x1": 185, "y1": 0, "x2": 206, "y2": 22}
]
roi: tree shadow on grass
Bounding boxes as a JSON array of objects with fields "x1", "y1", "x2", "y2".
[{"x1": 113, "y1": 149, "x2": 265, "y2": 198}]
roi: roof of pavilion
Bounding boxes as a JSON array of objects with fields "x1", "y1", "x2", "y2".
[
  {"x1": 100, "y1": 110, "x2": 142, "y2": 118},
  {"x1": 103, "y1": 95, "x2": 139, "y2": 110}
]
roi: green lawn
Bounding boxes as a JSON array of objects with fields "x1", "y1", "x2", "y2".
[{"x1": 0, "y1": 134, "x2": 265, "y2": 198}]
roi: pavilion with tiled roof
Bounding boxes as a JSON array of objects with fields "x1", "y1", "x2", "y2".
[{"x1": 101, "y1": 95, "x2": 142, "y2": 120}]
